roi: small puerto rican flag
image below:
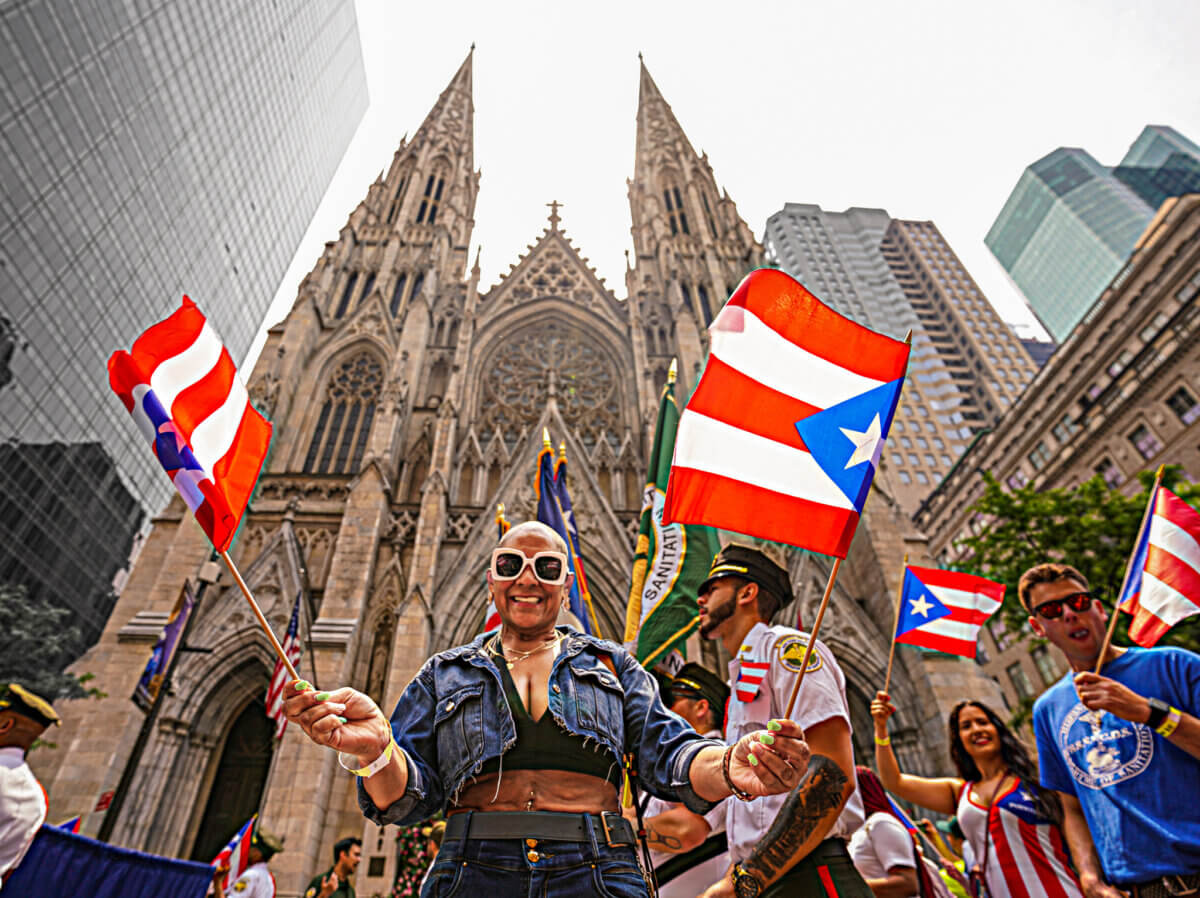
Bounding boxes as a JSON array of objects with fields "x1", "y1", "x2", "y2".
[{"x1": 735, "y1": 650, "x2": 770, "y2": 703}]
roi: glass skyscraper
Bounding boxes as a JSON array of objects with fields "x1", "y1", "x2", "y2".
[
  {"x1": 986, "y1": 126, "x2": 1200, "y2": 342},
  {"x1": 0, "y1": 1, "x2": 367, "y2": 660}
]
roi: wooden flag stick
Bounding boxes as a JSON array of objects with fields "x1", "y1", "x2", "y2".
[
  {"x1": 883, "y1": 553, "x2": 910, "y2": 695},
  {"x1": 784, "y1": 557, "x2": 843, "y2": 719},
  {"x1": 220, "y1": 549, "x2": 299, "y2": 681},
  {"x1": 1094, "y1": 464, "x2": 1165, "y2": 675}
]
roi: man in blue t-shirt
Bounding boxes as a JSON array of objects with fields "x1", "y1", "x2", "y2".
[{"x1": 1022, "y1": 562, "x2": 1200, "y2": 896}]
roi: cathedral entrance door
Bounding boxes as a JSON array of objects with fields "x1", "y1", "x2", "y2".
[{"x1": 190, "y1": 697, "x2": 275, "y2": 861}]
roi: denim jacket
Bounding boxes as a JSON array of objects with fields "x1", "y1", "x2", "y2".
[{"x1": 357, "y1": 627, "x2": 724, "y2": 827}]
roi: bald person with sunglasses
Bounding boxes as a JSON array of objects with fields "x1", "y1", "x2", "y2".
[
  {"x1": 1023, "y1": 563, "x2": 1200, "y2": 898},
  {"x1": 283, "y1": 521, "x2": 811, "y2": 898}
]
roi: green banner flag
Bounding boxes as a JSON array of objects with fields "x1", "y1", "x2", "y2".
[{"x1": 623, "y1": 361, "x2": 720, "y2": 669}]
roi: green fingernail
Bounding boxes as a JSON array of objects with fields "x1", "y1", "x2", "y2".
[
  {"x1": 336, "y1": 716, "x2": 347, "y2": 724},
  {"x1": 296, "y1": 681, "x2": 311, "y2": 691},
  {"x1": 760, "y1": 733, "x2": 775, "y2": 745},
  {"x1": 315, "y1": 692, "x2": 331, "y2": 701},
  {"x1": 748, "y1": 753, "x2": 759, "y2": 766},
  {"x1": 767, "y1": 720, "x2": 782, "y2": 731}
]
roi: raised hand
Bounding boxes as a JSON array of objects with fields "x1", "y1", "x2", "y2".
[
  {"x1": 726, "y1": 719, "x2": 811, "y2": 797},
  {"x1": 1072, "y1": 672, "x2": 1149, "y2": 724},
  {"x1": 283, "y1": 680, "x2": 392, "y2": 759},
  {"x1": 870, "y1": 690, "x2": 896, "y2": 724}
]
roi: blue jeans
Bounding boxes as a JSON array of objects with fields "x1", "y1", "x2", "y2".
[{"x1": 421, "y1": 815, "x2": 650, "y2": 898}]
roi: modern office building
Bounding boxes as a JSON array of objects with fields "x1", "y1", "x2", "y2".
[
  {"x1": 0, "y1": 1, "x2": 367, "y2": 659},
  {"x1": 986, "y1": 126, "x2": 1200, "y2": 342},
  {"x1": 763, "y1": 204, "x2": 1037, "y2": 512}
]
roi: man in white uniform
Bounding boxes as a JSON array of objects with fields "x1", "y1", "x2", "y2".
[
  {"x1": 225, "y1": 829, "x2": 283, "y2": 898},
  {"x1": 637, "y1": 663, "x2": 730, "y2": 897},
  {"x1": 0, "y1": 684, "x2": 58, "y2": 888},
  {"x1": 695, "y1": 545, "x2": 870, "y2": 898}
]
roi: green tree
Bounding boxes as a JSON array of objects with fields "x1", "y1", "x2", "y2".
[
  {"x1": 957, "y1": 465, "x2": 1200, "y2": 656},
  {"x1": 0, "y1": 583, "x2": 105, "y2": 701}
]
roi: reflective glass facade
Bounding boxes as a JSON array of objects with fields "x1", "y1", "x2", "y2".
[{"x1": 0, "y1": 1, "x2": 367, "y2": 659}]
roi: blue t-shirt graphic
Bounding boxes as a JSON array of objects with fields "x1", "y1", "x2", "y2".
[{"x1": 1033, "y1": 646, "x2": 1200, "y2": 885}]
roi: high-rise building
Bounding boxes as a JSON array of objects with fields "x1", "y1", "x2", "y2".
[
  {"x1": 986, "y1": 126, "x2": 1200, "y2": 342},
  {"x1": 0, "y1": 2, "x2": 367, "y2": 657},
  {"x1": 33, "y1": 54, "x2": 1001, "y2": 890},
  {"x1": 763, "y1": 204, "x2": 1037, "y2": 511}
]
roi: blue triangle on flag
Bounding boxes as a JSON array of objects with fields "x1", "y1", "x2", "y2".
[
  {"x1": 794, "y1": 378, "x2": 904, "y2": 511},
  {"x1": 896, "y1": 568, "x2": 954, "y2": 637}
]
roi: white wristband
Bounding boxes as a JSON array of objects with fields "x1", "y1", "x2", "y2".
[{"x1": 339, "y1": 739, "x2": 397, "y2": 778}]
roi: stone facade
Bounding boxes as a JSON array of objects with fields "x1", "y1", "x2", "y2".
[
  {"x1": 34, "y1": 51, "x2": 999, "y2": 898},
  {"x1": 915, "y1": 193, "x2": 1200, "y2": 711}
]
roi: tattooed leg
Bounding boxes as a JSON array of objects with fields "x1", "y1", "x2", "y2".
[{"x1": 737, "y1": 754, "x2": 850, "y2": 893}]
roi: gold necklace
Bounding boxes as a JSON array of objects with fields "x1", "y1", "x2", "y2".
[{"x1": 489, "y1": 632, "x2": 561, "y2": 670}]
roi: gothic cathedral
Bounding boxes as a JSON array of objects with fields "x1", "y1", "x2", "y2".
[{"x1": 36, "y1": 50, "x2": 995, "y2": 895}]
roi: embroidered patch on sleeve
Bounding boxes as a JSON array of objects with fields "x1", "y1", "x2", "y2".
[{"x1": 775, "y1": 635, "x2": 823, "y2": 673}]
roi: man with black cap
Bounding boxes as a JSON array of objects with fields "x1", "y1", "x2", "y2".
[
  {"x1": 224, "y1": 828, "x2": 283, "y2": 897},
  {"x1": 636, "y1": 663, "x2": 731, "y2": 898},
  {"x1": 695, "y1": 545, "x2": 869, "y2": 898},
  {"x1": 0, "y1": 683, "x2": 59, "y2": 885}
]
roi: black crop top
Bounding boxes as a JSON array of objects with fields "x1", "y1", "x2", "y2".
[{"x1": 477, "y1": 651, "x2": 621, "y2": 786}]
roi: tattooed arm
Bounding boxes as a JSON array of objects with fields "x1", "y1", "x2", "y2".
[
  {"x1": 638, "y1": 804, "x2": 711, "y2": 854},
  {"x1": 733, "y1": 717, "x2": 856, "y2": 896}
]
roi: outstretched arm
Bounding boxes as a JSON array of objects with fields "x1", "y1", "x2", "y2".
[{"x1": 872, "y1": 691, "x2": 961, "y2": 814}]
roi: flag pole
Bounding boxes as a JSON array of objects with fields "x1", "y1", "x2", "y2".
[
  {"x1": 784, "y1": 557, "x2": 842, "y2": 719},
  {"x1": 1094, "y1": 464, "x2": 1165, "y2": 675},
  {"x1": 220, "y1": 550, "x2": 300, "y2": 681},
  {"x1": 883, "y1": 552, "x2": 909, "y2": 695}
]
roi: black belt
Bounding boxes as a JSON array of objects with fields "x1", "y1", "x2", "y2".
[
  {"x1": 1129, "y1": 873, "x2": 1200, "y2": 898},
  {"x1": 444, "y1": 811, "x2": 636, "y2": 846}
]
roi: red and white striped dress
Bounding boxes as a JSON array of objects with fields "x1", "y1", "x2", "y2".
[{"x1": 957, "y1": 779, "x2": 1082, "y2": 898}]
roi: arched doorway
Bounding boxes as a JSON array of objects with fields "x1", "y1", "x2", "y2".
[{"x1": 190, "y1": 697, "x2": 274, "y2": 861}]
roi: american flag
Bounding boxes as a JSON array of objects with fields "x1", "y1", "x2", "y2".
[
  {"x1": 664, "y1": 269, "x2": 909, "y2": 558},
  {"x1": 1119, "y1": 486, "x2": 1200, "y2": 646},
  {"x1": 211, "y1": 814, "x2": 256, "y2": 893},
  {"x1": 266, "y1": 592, "x2": 303, "y2": 739},
  {"x1": 107, "y1": 296, "x2": 272, "y2": 552}
]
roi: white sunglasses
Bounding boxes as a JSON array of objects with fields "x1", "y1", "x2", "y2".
[{"x1": 489, "y1": 548, "x2": 569, "y2": 585}]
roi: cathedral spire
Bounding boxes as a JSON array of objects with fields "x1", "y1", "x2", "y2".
[
  {"x1": 634, "y1": 58, "x2": 697, "y2": 183},
  {"x1": 411, "y1": 45, "x2": 475, "y2": 163}
]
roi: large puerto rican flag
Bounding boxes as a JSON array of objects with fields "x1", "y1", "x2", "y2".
[
  {"x1": 1118, "y1": 486, "x2": 1200, "y2": 646},
  {"x1": 894, "y1": 566, "x2": 1005, "y2": 659},
  {"x1": 108, "y1": 297, "x2": 271, "y2": 552},
  {"x1": 664, "y1": 269, "x2": 909, "y2": 557}
]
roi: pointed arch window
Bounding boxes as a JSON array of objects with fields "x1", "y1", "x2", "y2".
[
  {"x1": 389, "y1": 272, "x2": 408, "y2": 316},
  {"x1": 416, "y1": 174, "x2": 446, "y2": 224},
  {"x1": 697, "y1": 284, "x2": 713, "y2": 326},
  {"x1": 663, "y1": 185, "x2": 690, "y2": 235},
  {"x1": 680, "y1": 283, "x2": 692, "y2": 312},
  {"x1": 334, "y1": 271, "x2": 358, "y2": 318},
  {"x1": 702, "y1": 193, "x2": 718, "y2": 238},
  {"x1": 386, "y1": 176, "x2": 407, "y2": 224},
  {"x1": 411, "y1": 271, "x2": 426, "y2": 302},
  {"x1": 360, "y1": 272, "x2": 376, "y2": 305},
  {"x1": 303, "y1": 353, "x2": 383, "y2": 474}
]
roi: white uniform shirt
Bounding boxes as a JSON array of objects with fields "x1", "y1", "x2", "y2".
[
  {"x1": 226, "y1": 861, "x2": 275, "y2": 898},
  {"x1": 644, "y1": 729, "x2": 727, "y2": 898},
  {"x1": 724, "y1": 622, "x2": 864, "y2": 864},
  {"x1": 848, "y1": 812, "x2": 918, "y2": 897},
  {"x1": 0, "y1": 745, "x2": 47, "y2": 884}
]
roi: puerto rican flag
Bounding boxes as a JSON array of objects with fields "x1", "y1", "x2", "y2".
[
  {"x1": 211, "y1": 814, "x2": 256, "y2": 893},
  {"x1": 894, "y1": 566, "x2": 1005, "y2": 659},
  {"x1": 734, "y1": 658, "x2": 770, "y2": 703},
  {"x1": 1119, "y1": 486, "x2": 1200, "y2": 646},
  {"x1": 108, "y1": 296, "x2": 271, "y2": 552},
  {"x1": 265, "y1": 592, "x2": 303, "y2": 739},
  {"x1": 664, "y1": 269, "x2": 909, "y2": 558}
]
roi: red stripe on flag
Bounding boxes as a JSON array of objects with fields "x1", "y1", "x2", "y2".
[
  {"x1": 1126, "y1": 602, "x2": 1172, "y2": 647},
  {"x1": 894, "y1": 627, "x2": 978, "y2": 658},
  {"x1": 106, "y1": 352, "x2": 142, "y2": 411},
  {"x1": 207, "y1": 405, "x2": 271, "y2": 550},
  {"x1": 908, "y1": 565, "x2": 1006, "y2": 600},
  {"x1": 687, "y1": 354, "x2": 820, "y2": 451},
  {"x1": 942, "y1": 603, "x2": 998, "y2": 627},
  {"x1": 129, "y1": 296, "x2": 206, "y2": 372},
  {"x1": 727, "y1": 270, "x2": 910, "y2": 382},
  {"x1": 1145, "y1": 543, "x2": 1200, "y2": 600},
  {"x1": 665, "y1": 467, "x2": 859, "y2": 558},
  {"x1": 988, "y1": 801, "x2": 1033, "y2": 898},
  {"x1": 172, "y1": 348, "x2": 236, "y2": 442}
]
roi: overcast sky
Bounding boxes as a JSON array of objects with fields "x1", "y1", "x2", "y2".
[{"x1": 248, "y1": 0, "x2": 1200, "y2": 368}]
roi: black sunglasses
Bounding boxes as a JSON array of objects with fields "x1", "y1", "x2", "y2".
[{"x1": 1032, "y1": 591, "x2": 1095, "y2": 620}]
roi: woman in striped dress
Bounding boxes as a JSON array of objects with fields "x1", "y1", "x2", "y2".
[{"x1": 871, "y1": 693, "x2": 1085, "y2": 898}]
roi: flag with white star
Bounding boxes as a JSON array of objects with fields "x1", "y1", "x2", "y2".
[
  {"x1": 894, "y1": 566, "x2": 1006, "y2": 659},
  {"x1": 664, "y1": 268, "x2": 910, "y2": 557}
]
